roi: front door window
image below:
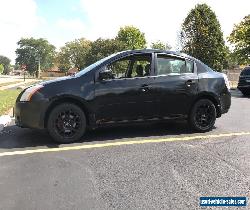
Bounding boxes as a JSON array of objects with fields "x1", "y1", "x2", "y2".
[{"x1": 103, "y1": 54, "x2": 152, "y2": 80}]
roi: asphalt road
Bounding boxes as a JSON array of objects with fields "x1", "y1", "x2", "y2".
[{"x1": 0, "y1": 89, "x2": 249, "y2": 210}]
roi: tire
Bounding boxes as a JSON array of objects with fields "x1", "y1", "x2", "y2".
[
  {"x1": 188, "y1": 99, "x2": 216, "y2": 132},
  {"x1": 47, "y1": 103, "x2": 86, "y2": 143}
]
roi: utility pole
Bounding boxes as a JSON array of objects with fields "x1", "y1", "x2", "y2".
[
  {"x1": 30, "y1": 46, "x2": 41, "y2": 79},
  {"x1": 38, "y1": 57, "x2": 41, "y2": 79},
  {"x1": 22, "y1": 64, "x2": 26, "y2": 81}
]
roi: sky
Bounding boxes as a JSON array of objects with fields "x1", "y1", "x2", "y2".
[{"x1": 0, "y1": 0, "x2": 249, "y2": 64}]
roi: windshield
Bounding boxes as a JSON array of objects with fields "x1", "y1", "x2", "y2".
[
  {"x1": 75, "y1": 52, "x2": 122, "y2": 77},
  {"x1": 240, "y1": 67, "x2": 250, "y2": 76}
]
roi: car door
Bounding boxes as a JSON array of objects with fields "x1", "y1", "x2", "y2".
[
  {"x1": 151, "y1": 53, "x2": 198, "y2": 118},
  {"x1": 94, "y1": 53, "x2": 156, "y2": 124}
]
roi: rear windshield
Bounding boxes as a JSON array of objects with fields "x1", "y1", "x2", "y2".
[{"x1": 240, "y1": 67, "x2": 250, "y2": 76}]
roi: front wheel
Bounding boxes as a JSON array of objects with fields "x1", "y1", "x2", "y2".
[
  {"x1": 188, "y1": 99, "x2": 216, "y2": 132},
  {"x1": 47, "y1": 103, "x2": 86, "y2": 143}
]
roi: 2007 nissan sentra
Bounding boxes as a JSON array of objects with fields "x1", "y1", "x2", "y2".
[{"x1": 15, "y1": 49, "x2": 231, "y2": 143}]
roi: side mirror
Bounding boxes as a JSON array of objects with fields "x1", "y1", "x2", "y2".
[{"x1": 99, "y1": 69, "x2": 114, "y2": 80}]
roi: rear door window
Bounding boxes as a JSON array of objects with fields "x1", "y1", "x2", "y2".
[{"x1": 156, "y1": 55, "x2": 192, "y2": 75}]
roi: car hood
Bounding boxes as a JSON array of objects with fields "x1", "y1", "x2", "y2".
[{"x1": 40, "y1": 76, "x2": 75, "y2": 86}]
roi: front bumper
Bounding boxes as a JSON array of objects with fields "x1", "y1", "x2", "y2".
[
  {"x1": 238, "y1": 78, "x2": 250, "y2": 90},
  {"x1": 15, "y1": 101, "x2": 48, "y2": 129},
  {"x1": 237, "y1": 85, "x2": 250, "y2": 91},
  {"x1": 219, "y1": 91, "x2": 231, "y2": 115}
]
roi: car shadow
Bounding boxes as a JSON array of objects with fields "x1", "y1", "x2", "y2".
[
  {"x1": 0, "y1": 121, "x2": 199, "y2": 150},
  {"x1": 84, "y1": 121, "x2": 194, "y2": 143},
  {"x1": 0, "y1": 125, "x2": 57, "y2": 150}
]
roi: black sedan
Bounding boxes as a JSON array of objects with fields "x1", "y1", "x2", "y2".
[
  {"x1": 15, "y1": 50, "x2": 231, "y2": 143},
  {"x1": 238, "y1": 66, "x2": 250, "y2": 96}
]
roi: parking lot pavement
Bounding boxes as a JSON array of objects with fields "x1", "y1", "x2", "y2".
[{"x1": 0, "y1": 89, "x2": 249, "y2": 210}]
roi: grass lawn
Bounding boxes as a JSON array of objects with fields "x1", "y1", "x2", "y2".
[{"x1": 0, "y1": 89, "x2": 22, "y2": 115}]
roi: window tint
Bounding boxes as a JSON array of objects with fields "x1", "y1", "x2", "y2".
[
  {"x1": 107, "y1": 58, "x2": 130, "y2": 79},
  {"x1": 196, "y1": 60, "x2": 208, "y2": 73},
  {"x1": 156, "y1": 56, "x2": 186, "y2": 75},
  {"x1": 106, "y1": 54, "x2": 151, "y2": 79},
  {"x1": 186, "y1": 60, "x2": 194, "y2": 73},
  {"x1": 130, "y1": 55, "x2": 151, "y2": 78}
]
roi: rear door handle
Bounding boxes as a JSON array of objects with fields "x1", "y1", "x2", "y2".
[{"x1": 186, "y1": 80, "x2": 196, "y2": 87}]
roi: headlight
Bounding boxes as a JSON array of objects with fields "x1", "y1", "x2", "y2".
[
  {"x1": 20, "y1": 84, "x2": 43, "y2": 102},
  {"x1": 222, "y1": 73, "x2": 230, "y2": 91}
]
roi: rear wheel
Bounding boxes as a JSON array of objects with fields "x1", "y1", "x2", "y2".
[
  {"x1": 188, "y1": 99, "x2": 216, "y2": 132},
  {"x1": 47, "y1": 103, "x2": 86, "y2": 143}
]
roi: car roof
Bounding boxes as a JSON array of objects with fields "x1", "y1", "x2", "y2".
[
  {"x1": 118, "y1": 49, "x2": 194, "y2": 60},
  {"x1": 120, "y1": 49, "x2": 181, "y2": 55},
  {"x1": 116, "y1": 49, "x2": 213, "y2": 71}
]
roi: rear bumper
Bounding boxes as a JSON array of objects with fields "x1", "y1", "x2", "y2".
[{"x1": 15, "y1": 101, "x2": 48, "y2": 129}]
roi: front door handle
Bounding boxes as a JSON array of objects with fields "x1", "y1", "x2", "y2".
[
  {"x1": 140, "y1": 84, "x2": 150, "y2": 92},
  {"x1": 186, "y1": 80, "x2": 196, "y2": 87}
]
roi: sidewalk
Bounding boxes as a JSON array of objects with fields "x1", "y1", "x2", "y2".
[{"x1": 0, "y1": 79, "x2": 41, "y2": 90}]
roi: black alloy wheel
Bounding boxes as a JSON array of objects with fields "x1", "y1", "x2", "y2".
[
  {"x1": 47, "y1": 103, "x2": 86, "y2": 143},
  {"x1": 189, "y1": 99, "x2": 216, "y2": 132}
]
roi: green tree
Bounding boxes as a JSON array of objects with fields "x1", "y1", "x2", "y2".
[
  {"x1": 181, "y1": 4, "x2": 227, "y2": 71},
  {"x1": 228, "y1": 15, "x2": 250, "y2": 65},
  {"x1": 15, "y1": 38, "x2": 56, "y2": 75},
  {"x1": 150, "y1": 41, "x2": 171, "y2": 50},
  {"x1": 57, "y1": 38, "x2": 92, "y2": 72},
  {"x1": 0, "y1": 55, "x2": 11, "y2": 74},
  {"x1": 86, "y1": 38, "x2": 125, "y2": 65},
  {"x1": 116, "y1": 26, "x2": 146, "y2": 50},
  {"x1": 13, "y1": 64, "x2": 20, "y2": 70},
  {"x1": 223, "y1": 46, "x2": 240, "y2": 69},
  {"x1": 0, "y1": 64, "x2": 4, "y2": 74}
]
